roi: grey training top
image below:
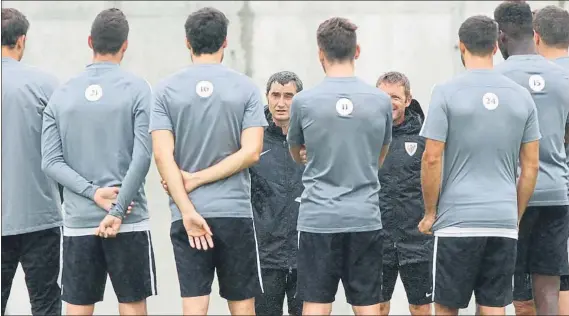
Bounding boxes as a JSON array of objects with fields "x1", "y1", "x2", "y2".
[
  {"x1": 420, "y1": 69, "x2": 541, "y2": 232},
  {"x1": 287, "y1": 76, "x2": 393, "y2": 233},
  {"x1": 41, "y1": 62, "x2": 152, "y2": 229},
  {"x1": 554, "y1": 56, "x2": 569, "y2": 195},
  {"x1": 496, "y1": 55, "x2": 569, "y2": 206},
  {"x1": 2, "y1": 57, "x2": 62, "y2": 236},
  {"x1": 149, "y1": 64, "x2": 268, "y2": 222}
]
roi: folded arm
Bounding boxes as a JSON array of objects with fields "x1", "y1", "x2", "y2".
[
  {"x1": 108, "y1": 87, "x2": 153, "y2": 219},
  {"x1": 41, "y1": 104, "x2": 99, "y2": 200},
  {"x1": 189, "y1": 126, "x2": 264, "y2": 187},
  {"x1": 152, "y1": 130, "x2": 198, "y2": 217}
]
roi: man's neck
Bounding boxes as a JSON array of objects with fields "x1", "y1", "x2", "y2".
[
  {"x1": 508, "y1": 39, "x2": 538, "y2": 57},
  {"x1": 1, "y1": 47, "x2": 21, "y2": 61},
  {"x1": 325, "y1": 61, "x2": 355, "y2": 77},
  {"x1": 93, "y1": 53, "x2": 121, "y2": 64},
  {"x1": 273, "y1": 118, "x2": 289, "y2": 135},
  {"x1": 465, "y1": 56, "x2": 493, "y2": 70},
  {"x1": 539, "y1": 46, "x2": 568, "y2": 60},
  {"x1": 191, "y1": 53, "x2": 222, "y2": 65}
]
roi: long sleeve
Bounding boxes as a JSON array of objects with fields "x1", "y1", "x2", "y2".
[
  {"x1": 108, "y1": 83, "x2": 153, "y2": 219},
  {"x1": 41, "y1": 102, "x2": 99, "y2": 200}
]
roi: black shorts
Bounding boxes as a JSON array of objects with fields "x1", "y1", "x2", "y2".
[
  {"x1": 297, "y1": 230, "x2": 383, "y2": 306},
  {"x1": 513, "y1": 272, "x2": 569, "y2": 301},
  {"x1": 170, "y1": 218, "x2": 262, "y2": 301},
  {"x1": 562, "y1": 275, "x2": 569, "y2": 291},
  {"x1": 255, "y1": 268, "x2": 303, "y2": 316},
  {"x1": 517, "y1": 205, "x2": 569, "y2": 276},
  {"x1": 2, "y1": 227, "x2": 61, "y2": 316},
  {"x1": 433, "y1": 236, "x2": 516, "y2": 309},
  {"x1": 62, "y1": 231, "x2": 157, "y2": 305},
  {"x1": 380, "y1": 262, "x2": 432, "y2": 306}
]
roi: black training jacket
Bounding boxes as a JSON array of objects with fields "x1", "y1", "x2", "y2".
[
  {"x1": 251, "y1": 108, "x2": 304, "y2": 270},
  {"x1": 378, "y1": 100, "x2": 434, "y2": 265}
]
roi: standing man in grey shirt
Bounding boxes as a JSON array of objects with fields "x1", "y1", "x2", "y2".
[
  {"x1": 512, "y1": 6, "x2": 569, "y2": 316},
  {"x1": 41, "y1": 8, "x2": 155, "y2": 316},
  {"x1": 494, "y1": 2, "x2": 569, "y2": 315},
  {"x1": 419, "y1": 15, "x2": 541, "y2": 315},
  {"x1": 150, "y1": 7, "x2": 267, "y2": 316},
  {"x1": 287, "y1": 17, "x2": 392, "y2": 316},
  {"x1": 1, "y1": 8, "x2": 62, "y2": 316}
]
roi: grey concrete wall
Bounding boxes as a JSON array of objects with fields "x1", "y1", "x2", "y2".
[{"x1": 1, "y1": 1, "x2": 566, "y2": 315}]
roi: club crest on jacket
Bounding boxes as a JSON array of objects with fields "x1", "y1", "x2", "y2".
[{"x1": 405, "y1": 142, "x2": 417, "y2": 156}]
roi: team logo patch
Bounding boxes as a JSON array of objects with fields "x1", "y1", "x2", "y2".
[
  {"x1": 196, "y1": 81, "x2": 214, "y2": 98},
  {"x1": 482, "y1": 92, "x2": 499, "y2": 110},
  {"x1": 405, "y1": 142, "x2": 417, "y2": 156},
  {"x1": 84, "y1": 84, "x2": 103, "y2": 102},
  {"x1": 528, "y1": 75, "x2": 545, "y2": 92},
  {"x1": 335, "y1": 98, "x2": 354, "y2": 117}
]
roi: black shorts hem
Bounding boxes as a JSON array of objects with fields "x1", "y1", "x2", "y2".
[
  {"x1": 434, "y1": 298, "x2": 468, "y2": 310},
  {"x1": 117, "y1": 290, "x2": 155, "y2": 304},
  {"x1": 299, "y1": 296, "x2": 336, "y2": 304},
  {"x1": 346, "y1": 297, "x2": 382, "y2": 307},
  {"x1": 62, "y1": 296, "x2": 104, "y2": 306},
  {"x1": 220, "y1": 291, "x2": 257, "y2": 302},
  {"x1": 180, "y1": 289, "x2": 213, "y2": 298},
  {"x1": 409, "y1": 297, "x2": 433, "y2": 306}
]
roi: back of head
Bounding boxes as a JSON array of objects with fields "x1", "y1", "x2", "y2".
[
  {"x1": 533, "y1": 5, "x2": 569, "y2": 49},
  {"x1": 458, "y1": 15, "x2": 499, "y2": 56},
  {"x1": 184, "y1": 7, "x2": 229, "y2": 56},
  {"x1": 1, "y1": 8, "x2": 29, "y2": 48},
  {"x1": 90, "y1": 8, "x2": 129, "y2": 55},
  {"x1": 316, "y1": 17, "x2": 358, "y2": 63},
  {"x1": 494, "y1": 1, "x2": 534, "y2": 41}
]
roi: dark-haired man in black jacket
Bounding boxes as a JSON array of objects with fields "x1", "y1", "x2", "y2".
[
  {"x1": 376, "y1": 72, "x2": 433, "y2": 316},
  {"x1": 252, "y1": 71, "x2": 305, "y2": 316}
]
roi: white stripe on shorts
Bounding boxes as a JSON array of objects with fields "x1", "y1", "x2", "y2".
[
  {"x1": 251, "y1": 220, "x2": 264, "y2": 293},
  {"x1": 432, "y1": 236, "x2": 439, "y2": 302},
  {"x1": 146, "y1": 231, "x2": 157, "y2": 296},
  {"x1": 58, "y1": 226, "x2": 63, "y2": 292}
]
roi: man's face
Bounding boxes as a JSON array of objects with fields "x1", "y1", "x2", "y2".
[
  {"x1": 378, "y1": 82, "x2": 410, "y2": 124},
  {"x1": 267, "y1": 81, "x2": 297, "y2": 122}
]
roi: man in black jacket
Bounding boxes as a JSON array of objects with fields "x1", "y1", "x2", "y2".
[
  {"x1": 376, "y1": 72, "x2": 433, "y2": 316},
  {"x1": 252, "y1": 71, "x2": 304, "y2": 316}
]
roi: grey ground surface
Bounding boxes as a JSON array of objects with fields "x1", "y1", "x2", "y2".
[{"x1": 4, "y1": 163, "x2": 515, "y2": 315}]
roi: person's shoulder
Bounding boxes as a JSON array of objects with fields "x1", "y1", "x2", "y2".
[
  {"x1": 115, "y1": 68, "x2": 151, "y2": 92},
  {"x1": 14, "y1": 62, "x2": 59, "y2": 88}
]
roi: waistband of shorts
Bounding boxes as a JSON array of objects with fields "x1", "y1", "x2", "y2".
[{"x1": 63, "y1": 219, "x2": 150, "y2": 237}]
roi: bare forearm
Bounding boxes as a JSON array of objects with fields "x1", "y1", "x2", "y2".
[
  {"x1": 517, "y1": 169, "x2": 538, "y2": 220},
  {"x1": 155, "y1": 154, "x2": 196, "y2": 216},
  {"x1": 289, "y1": 147, "x2": 302, "y2": 164},
  {"x1": 192, "y1": 149, "x2": 259, "y2": 186},
  {"x1": 421, "y1": 159, "x2": 442, "y2": 217}
]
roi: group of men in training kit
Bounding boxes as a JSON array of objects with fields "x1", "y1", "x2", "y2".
[{"x1": 2, "y1": 1, "x2": 569, "y2": 316}]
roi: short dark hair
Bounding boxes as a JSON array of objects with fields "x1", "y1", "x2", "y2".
[
  {"x1": 316, "y1": 17, "x2": 358, "y2": 62},
  {"x1": 1, "y1": 8, "x2": 29, "y2": 48},
  {"x1": 534, "y1": 5, "x2": 569, "y2": 49},
  {"x1": 494, "y1": 1, "x2": 534, "y2": 40},
  {"x1": 458, "y1": 15, "x2": 499, "y2": 56},
  {"x1": 376, "y1": 71, "x2": 411, "y2": 98},
  {"x1": 90, "y1": 8, "x2": 129, "y2": 55},
  {"x1": 184, "y1": 7, "x2": 229, "y2": 56},
  {"x1": 265, "y1": 71, "x2": 304, "y2": 95}
]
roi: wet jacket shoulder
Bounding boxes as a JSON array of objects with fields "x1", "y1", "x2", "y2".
[
  {"x1": 378, "y1": 100, "x2": 433, "y2": 265},
  {"x1": 251, "y1": 108, "x2": 304, "y2": 270}
]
